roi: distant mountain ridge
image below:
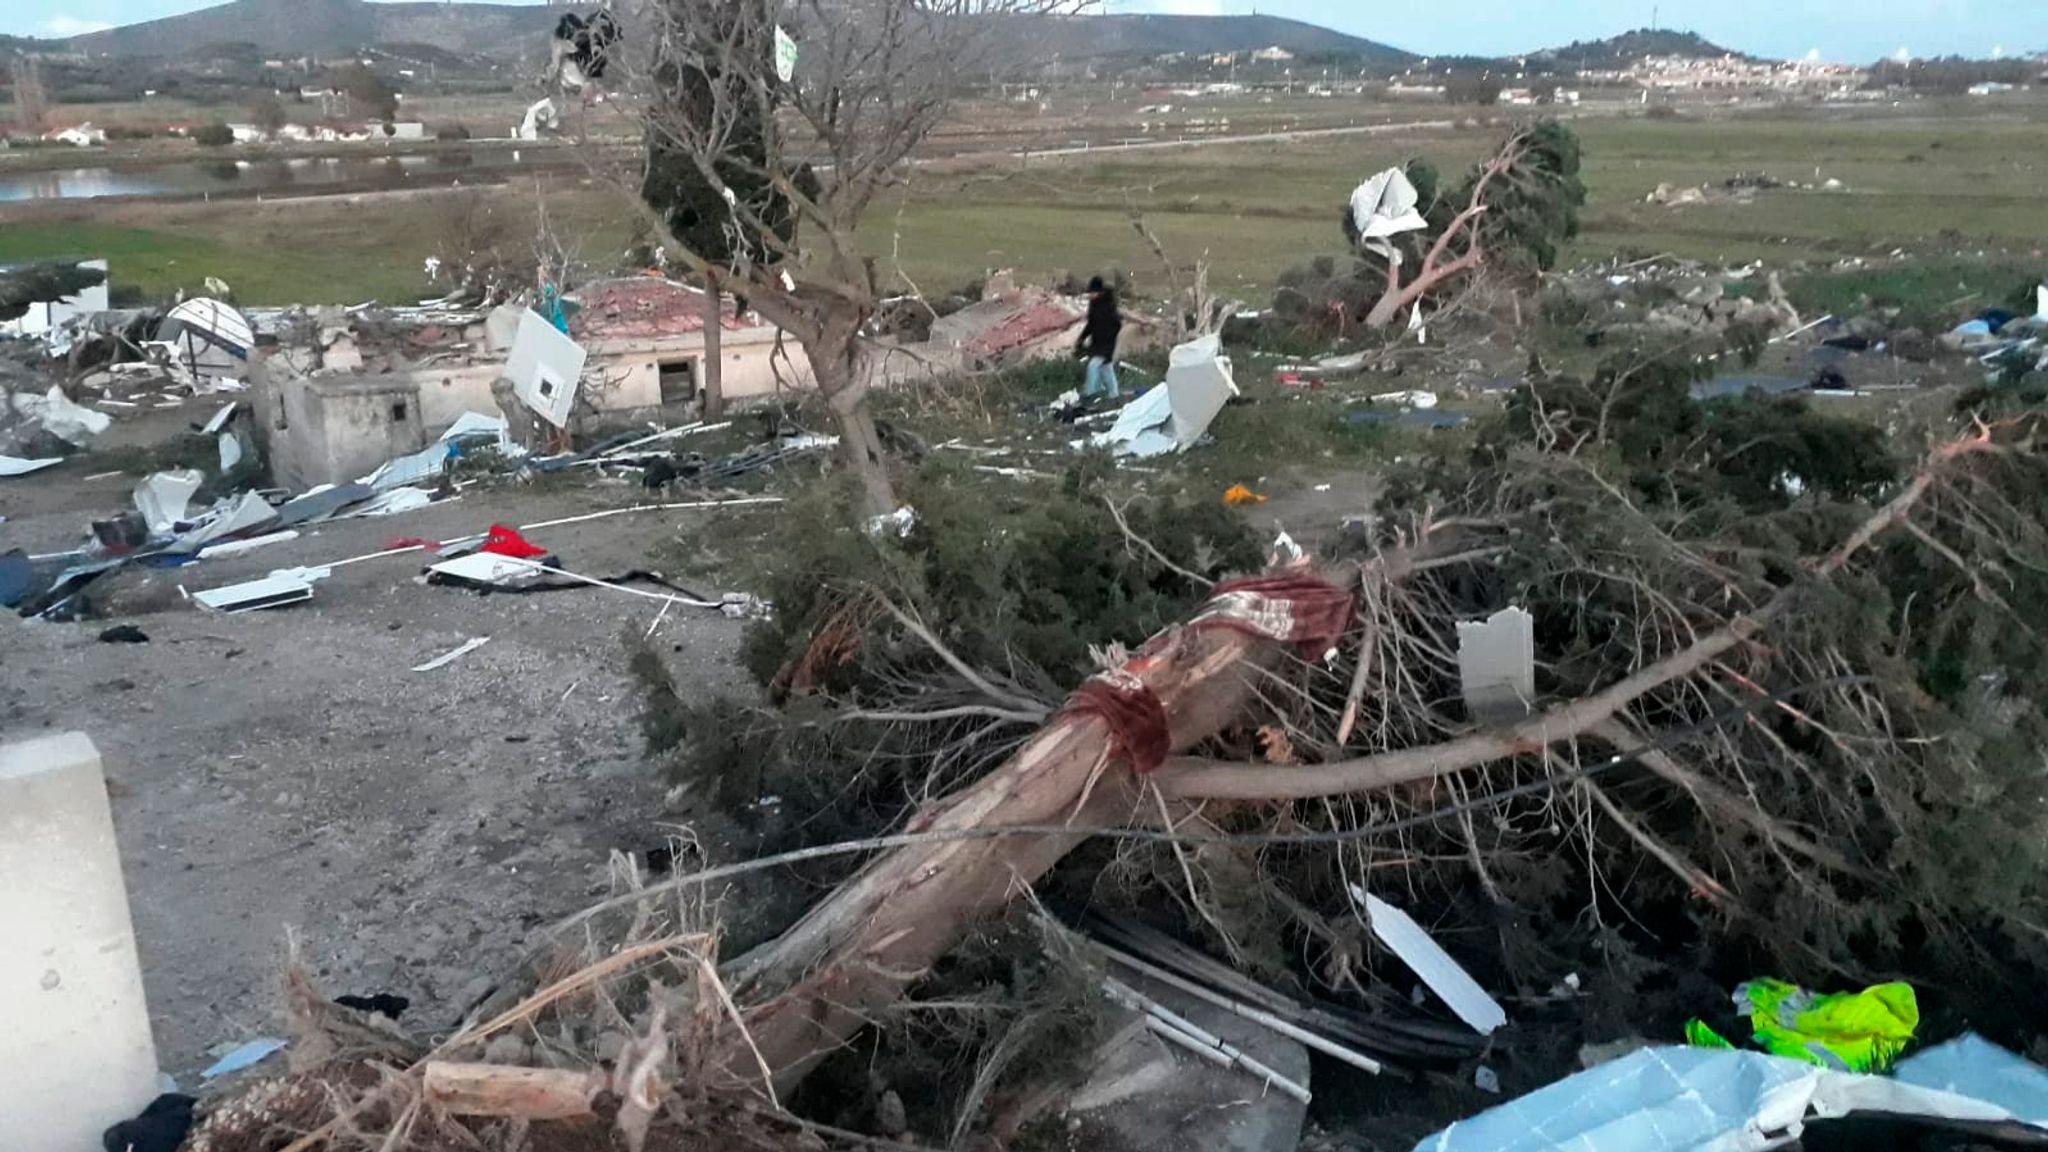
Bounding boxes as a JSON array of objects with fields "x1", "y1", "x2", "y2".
[
  {"x1": 46, "y1": 0, "x2": 1411, "y2": 67},
  {"x1": 62, "y1": 0, "x2": 560, "y2": 61}
]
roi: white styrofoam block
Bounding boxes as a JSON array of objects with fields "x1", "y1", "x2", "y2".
[{"x1": 0, "y1": 733, "x2": 160, "y2": 1149}]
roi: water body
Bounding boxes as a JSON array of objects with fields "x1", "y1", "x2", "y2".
[{"x1": 0, "y1": 149, "x2": 551, "y2": 203}]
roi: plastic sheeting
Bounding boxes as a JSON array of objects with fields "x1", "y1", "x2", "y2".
[
  {"x1": 362, "y1": 412, "x2": 513, "y2": 491},
  {"x1": 11, "y1": 386, "x2": 112, "y2": 446},
  {"x1": 0, "y1": 455, "x2": 62, "y2": 477},
  {"x1": 1895, "y1": 1033, "x2": 2048, "y2": 1126},
  {"x1": 1413, "y1": 1042, "x2": 2044, "y2": 1152},
  {"x1": 133, "y1": 470, "x2": 204, "y2": 535},
  {"x1": 1091, "y1": 334, "x2": 1238, "y2": 459},
  {"x1": 1350, "y1": 168, "x2": 1429, "y2": 266}
]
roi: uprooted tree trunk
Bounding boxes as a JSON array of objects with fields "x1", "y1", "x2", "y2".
[
  {"x1": 720, "y1": 618, "x2": 1290, "y2": 1091},
  {"x1": 710, "y1": 428, "x2": 1999, "y2": 1089}
]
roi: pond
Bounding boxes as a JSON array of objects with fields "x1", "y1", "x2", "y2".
[{"x1": 0, "y1": 149, "x2": 551, "y2": 203}]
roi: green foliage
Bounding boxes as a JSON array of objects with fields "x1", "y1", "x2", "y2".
[
  {"x1": 1374, "y1": 347, "x2": 2048, "y2": 1007},
  {"x1": 1286, "y1": 122, "x2": 1586, "y2": 336},
  {"x1": 1465, "y1": 119, "x2": 1585, "y2": 274},
  {"x1": 1492, "y1": 352, "x2": 1897, "y2": 511},
  {"x1": 190, "y1": 121, "x2": 235, "y2": 148},
  {"x1": 741, "y1": 461, "x2": 1264, "y2": 692}
]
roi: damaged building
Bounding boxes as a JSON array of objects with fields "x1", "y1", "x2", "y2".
[{"x1": 258, "y1": 279, "x2": 814, "y2": 489}]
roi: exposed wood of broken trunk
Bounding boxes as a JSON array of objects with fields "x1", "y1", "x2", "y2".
[{"x1": 721, "y1": 616, "x2": 1294, "y2": 1093}]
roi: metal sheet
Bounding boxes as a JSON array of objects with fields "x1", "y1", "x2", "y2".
[{"x1": 507, "y1": 309, "x2": 587, "y2": 429}]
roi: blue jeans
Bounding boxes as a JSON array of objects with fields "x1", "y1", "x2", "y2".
[{"x1": 1084, "y1": 357, "x2": 1121, "y2": 400}]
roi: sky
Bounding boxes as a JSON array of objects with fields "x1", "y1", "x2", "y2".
[{"x1": 3, "y1": 0, "x2": 2043, "y2": 64}]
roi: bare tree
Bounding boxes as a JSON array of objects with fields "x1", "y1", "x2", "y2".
[
  {"x1": 9, "y1": 56, "x2": 49, "y2": 136},
  {"x1": 619, "y1": 0, "x2": 1092, "y2": 518}
]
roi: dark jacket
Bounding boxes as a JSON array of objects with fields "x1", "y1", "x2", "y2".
[{"x1": 1078, "y1": 291, "x2": 1122, "y2": 361}]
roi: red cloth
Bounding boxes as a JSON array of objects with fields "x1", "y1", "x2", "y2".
[
  {"x1": 1060, "y1": 670, "x2": 1172, "y2": 775},
  {"x1": 480, "y1": 524, "x2": 548, "y2": 560},
  {"x1": 1191, "y1": 573, "x2": 1355, "y2": 657}
]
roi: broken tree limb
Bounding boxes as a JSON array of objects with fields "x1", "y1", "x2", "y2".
[
  {"x1": 1362, "y1": 136, "x2": 1523, "y2": 330},
  {"x1": 1590, "y1": 719, "x2": 1862, "y2": 876},
  {"x1": 718, "y1": 571, "x2": 1364, "y2": 1092},
  {"x1": 1572, "y1": 770, "x2": 1735, "y2": 906},
  {"x1": 421, "y1": 1063, "x2": 603, "y2": 1119},
  {"x1": 721, "y1": 625, "x2": 1276, "y2": 1091},
  {"x1": 1156, "y1": 431, "x2": 1997, "y2": 804}
]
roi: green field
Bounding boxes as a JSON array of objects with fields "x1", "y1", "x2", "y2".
[{"x1": 3, "y1": 106, "x2": 2044, "y2": 309}]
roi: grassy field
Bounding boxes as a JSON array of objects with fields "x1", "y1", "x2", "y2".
[{"x1": 2, "y1": 104, "x2": 2043, "y2": 309}]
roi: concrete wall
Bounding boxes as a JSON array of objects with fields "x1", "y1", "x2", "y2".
[
  {"x1": 260, "y1": 325, "x2": 827, "y2": 488},
  {"x1": 580, "y1": 326, "x2": 815, "y2": 404},
  {"x1": 268, "y1": 374, "x2": 427, "y2": 489},
  {"x1": 0, "y1": 734, "x2": 160, "y2": 1151}
]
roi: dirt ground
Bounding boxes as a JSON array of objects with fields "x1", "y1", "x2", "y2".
[{"x1": 2, "y1": 451, "x2": 782, "y2": 1082}]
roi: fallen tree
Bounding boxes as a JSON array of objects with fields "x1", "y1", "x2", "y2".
[
  {"x1": 706, "y1": 419, "x2": 2026, "y2": 1087},
  {"x1": 205, "y1": 382, "x2": 2048, "y2": 1148}
]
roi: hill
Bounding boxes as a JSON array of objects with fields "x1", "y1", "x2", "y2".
[
  {"x1": 53, "y1": 1, "x2": 1407, "y2": 70},
  {"x1": 1021, "y1": 13, "x2": 1412, "y2": 67},
  {"x1": 1529, "y1": 28, "x2": 1760, "y2": 69},
  {"x1": 63, "y1": 0, "x2": 557, "y2": 61}
]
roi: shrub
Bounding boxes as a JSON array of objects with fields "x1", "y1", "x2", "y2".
[{"x1": 191, "y1": 122, "x2": 235, "y2": 148}]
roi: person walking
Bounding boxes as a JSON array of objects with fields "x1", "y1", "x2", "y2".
[{"x1": 1076, "y1": 275, "x2": 1123, "y2": 402}]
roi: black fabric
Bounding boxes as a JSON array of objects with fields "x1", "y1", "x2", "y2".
[
  {"x1": 336, "y1": 992, "x2": 410, "y2": 1020},
  {"x1": 103, "y1": 1093, "x2": 196, "y2": 1152},
  {"x1": 1078, "y1": 290, "x2": 1123, "y2": 361}
]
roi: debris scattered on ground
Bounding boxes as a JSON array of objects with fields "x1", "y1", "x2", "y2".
[
  {"x1": 198, "y1": 1037, "x2": 288, "y2": 1082},
  {"x1": 1092, "y1": 333, "x2": 1238, "y2": 457},
  {"x1": 100, "y1": 1093, "x2": 196, "y2": 1152},
  {"x1": 412, "y1": 636, "x2": 492, "y2": 673},
  {"x1": 0, "y1": 453, "x2": 62, "y2": 476},
  {"x1": 1418, "y1": 1042, "x2": 2048, "y2": 1152},
  {"x1": 97, "y1": 624, "x2": 149, "y2": 644},
  {"x1": 1687, "y1": 978, "x2": 1918, "y2": 1073},
  {"x1": 191, "y1": 570, "x2": 324, "y2": 614},
  {"x1": 1353, "y1": 890, "x2": 1508, "y2": 1036}
]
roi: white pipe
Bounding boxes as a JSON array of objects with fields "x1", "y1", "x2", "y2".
[
  {"x1": 480, "y1": 555, "x2": 724, "y2": 609},
  {"x1": 1104, "y1": 979, "x2": 1312, "y2": 1103},
  {"x1": 1100, "y1": 943, "x2": 1384, "y2": 1074}
]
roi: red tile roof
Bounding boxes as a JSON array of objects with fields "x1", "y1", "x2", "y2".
[
  {"x1": 962, "y1": 296, "x2": 1084, "y2": 359},
  {"x1": 568, "y1": 278, "x2": 758, "y2": 341}
]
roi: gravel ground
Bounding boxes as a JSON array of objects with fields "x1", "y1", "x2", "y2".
[{"x1": 2, "y1": 461, "x2": 780, "y2": 1080}]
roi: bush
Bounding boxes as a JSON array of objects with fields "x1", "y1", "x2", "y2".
[
  {"x1": 433, "y1": 123, "x2": 471, "y2": 142},
  {"x1": 1444, "y1": 72, "x2": 1504, "y2": 106},
  {"x1": 190, "y1": 122, "x2": 235, "y2": 148}
]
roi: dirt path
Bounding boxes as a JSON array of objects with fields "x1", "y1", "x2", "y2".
[{"x1": 2, "y1": 470, "x2": 777, "y2": 1079}]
